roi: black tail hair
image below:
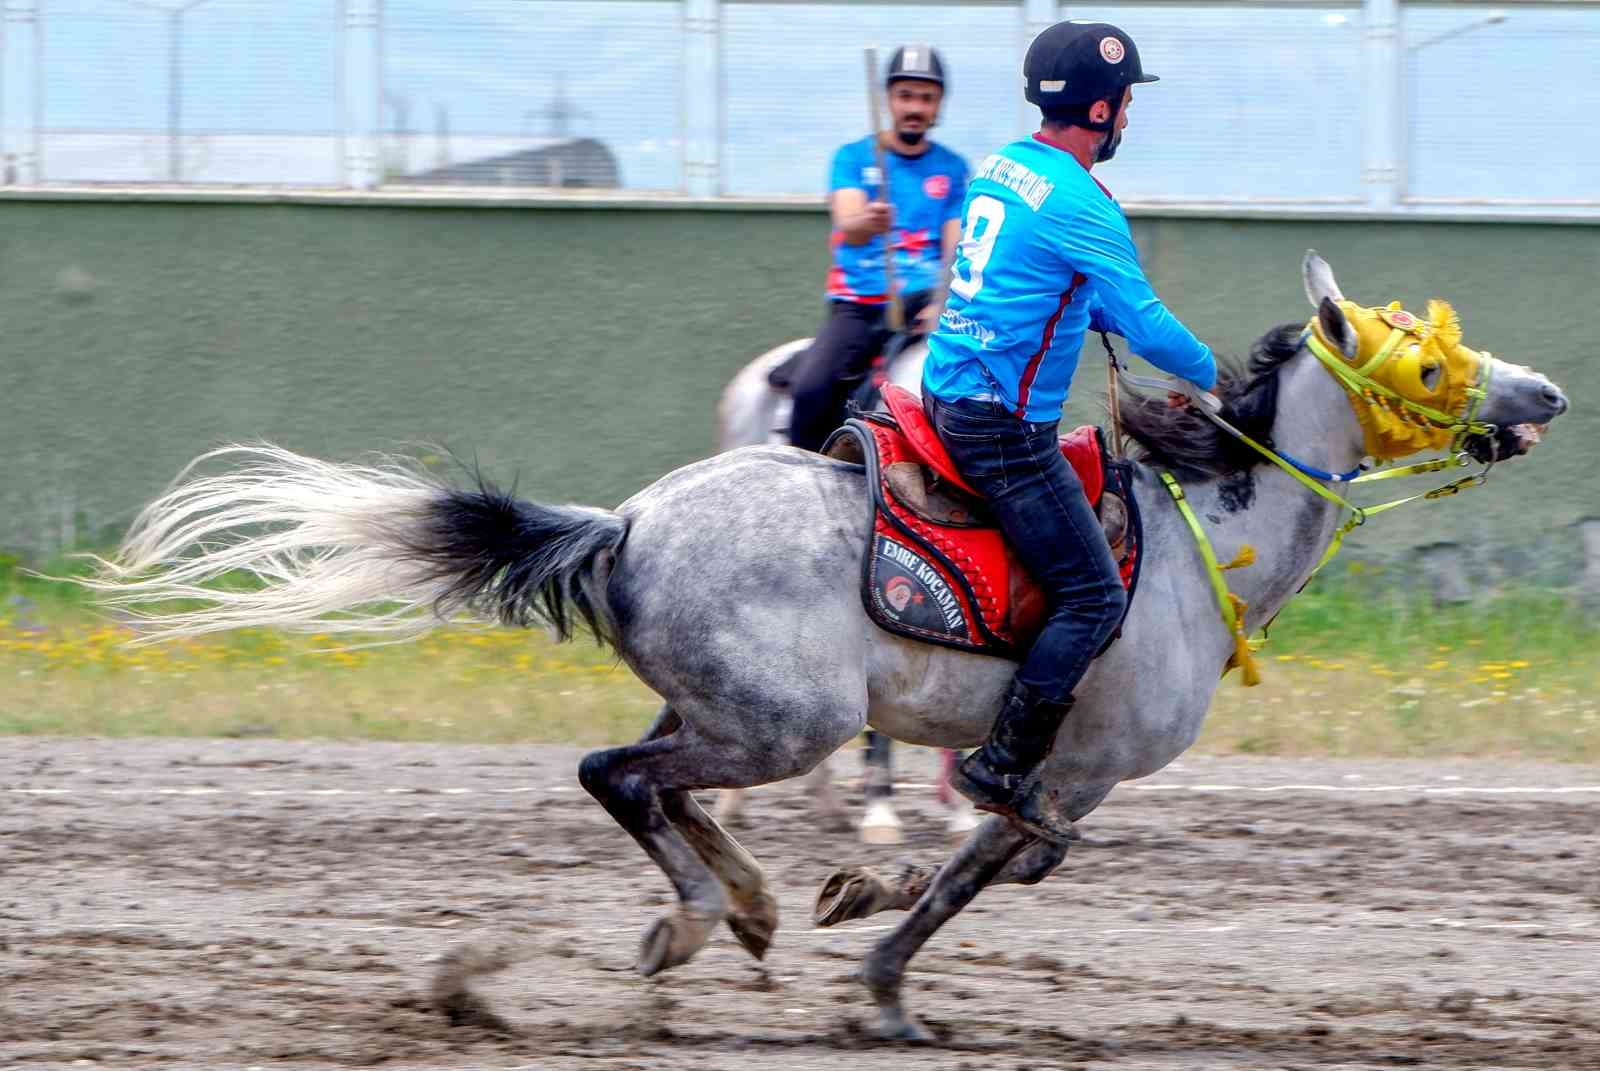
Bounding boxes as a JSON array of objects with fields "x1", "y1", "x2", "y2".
[{"x1": 404, "y1": 474, "x2": 628, "y2": 643}]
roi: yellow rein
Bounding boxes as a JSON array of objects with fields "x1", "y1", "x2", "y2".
[{"x1": 1152, "y1": 311, "x2": 1500, "y2": 687}]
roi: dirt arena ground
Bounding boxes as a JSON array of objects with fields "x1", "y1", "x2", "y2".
[{"x1": 4, "y1": 737, "x2": 1598, "y2": 1070}]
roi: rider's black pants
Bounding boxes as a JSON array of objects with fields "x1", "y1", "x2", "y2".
[
  {"x1": 788, "y1": 290, "x2": 933, "y2": 453},
  {"x1": 926, "y1": 394, "x2": 1127, "y2": 704}
]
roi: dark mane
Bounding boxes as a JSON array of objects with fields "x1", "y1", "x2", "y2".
[{"x1": 1115, "y1": 323, "x2": 1303, "y2": 479}]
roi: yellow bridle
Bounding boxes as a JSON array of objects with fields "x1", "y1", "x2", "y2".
[
  {"x1": 1151, "y1": 299, "x2": 1501, "y2": 687},
  {"x1": 1303, "y1": 299, "x2": 1495, "y2": 460}
]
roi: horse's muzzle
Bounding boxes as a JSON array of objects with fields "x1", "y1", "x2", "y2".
[{"x1": 1465, "y1": 422, "x2": 1548, "y2": 463}]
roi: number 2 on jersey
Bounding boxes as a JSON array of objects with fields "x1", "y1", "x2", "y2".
[{"x1": 949, "y1": 194, "x2": 1005, "y2": 301}]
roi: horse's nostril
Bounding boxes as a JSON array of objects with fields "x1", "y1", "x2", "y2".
[{"x1": 1541, "y1": 383, "x2": 1569, "y2": 414}]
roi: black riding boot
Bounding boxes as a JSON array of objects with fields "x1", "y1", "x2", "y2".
[{"x1": 949, "y1": 679, "x2": 1075, "y2": 837}]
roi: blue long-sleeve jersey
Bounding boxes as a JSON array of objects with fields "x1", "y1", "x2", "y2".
[{"x1": 923, "y1": 134, "x2": 1216, "y2": 422}]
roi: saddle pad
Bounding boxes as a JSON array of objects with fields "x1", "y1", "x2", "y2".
[{"x1": 830, "y1": 413, "x2": 1143, "y2": 657}]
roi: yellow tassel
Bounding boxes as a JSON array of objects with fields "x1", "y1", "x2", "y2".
[
  {"x1": 1232, "y1": 632, "x2": 1262, "y2": 687},
  {"x1": 1225, "y1": 593, "x2": 1262, "y2": 687},
  {"x1": 1220, "y1": 544, "x2": 1256, "y2": 571}
]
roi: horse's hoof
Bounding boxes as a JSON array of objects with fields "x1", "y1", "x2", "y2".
[
  {"x1": 637, "y1": 910, "x2": 717, "y2": 977},
  {"x1": 813, "y1": 867, "x2": 888, "y2": 927},
  {"x1": 726, "y1": 889, "x2": 779, "y2": 961},
  {"x1": 867, "y1": 1008, "x2": 933, "y2": 1043},
  {"x1": 858, "y1": 799, "x2": 904, "y2": 845}
]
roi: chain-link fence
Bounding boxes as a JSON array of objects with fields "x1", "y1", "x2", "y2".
[{"x1": 1, "y1": 0, "x2": 1594, "y2": 212}]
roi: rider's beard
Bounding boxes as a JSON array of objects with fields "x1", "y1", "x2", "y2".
[
  {"x1": 896, "y1": 127, "x2": 927, "y2": 146},
  {"x1": 1096, "y1": 128, "x2": 1123, "y2": 163}
]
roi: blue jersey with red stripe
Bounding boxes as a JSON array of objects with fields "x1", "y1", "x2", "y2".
[
  {"x1": 827, "y1": 136, "x2": 968, "y2": 304},
  {"x1": 923, "y1": 134, "x2": 1216, "y2": 422}
]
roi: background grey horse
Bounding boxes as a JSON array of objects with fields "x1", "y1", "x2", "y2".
[{"x1": 85, "y1": 255, "x2": 1567, "y2": 1042}]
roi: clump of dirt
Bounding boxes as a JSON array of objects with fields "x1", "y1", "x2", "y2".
[{"x1": 429, "y1": 941, "x2": 522, "y2": 1031}]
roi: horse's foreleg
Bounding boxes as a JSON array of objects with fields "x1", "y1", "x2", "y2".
[
  {"x1": 814, "y1": 827, "x2": 1068, "y2": 927},
  {"x1": 859, "y1": 816, "x2": 1034, "y2": 1041},
  {"x1": 662, "y1": 790, "x2": 779, "y2": 961}
]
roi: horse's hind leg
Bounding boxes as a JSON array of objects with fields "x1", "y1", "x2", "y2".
[
  {"x1": 630, "y1": 705, "x2": 778, "y2": 960},
  {"x1": 578, "y1": 735, "x2": 729, "y2": 976},
  {"x1": 580, "y1": 704, "x2": 856, "y2": 976},
  {"x1": 662, "y1": 791, "x2": 779, "y2": 960}
]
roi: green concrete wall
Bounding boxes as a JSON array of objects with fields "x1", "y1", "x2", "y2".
[{"x1": 2, "y1": 202, "x2": 1595, "y2": 579}]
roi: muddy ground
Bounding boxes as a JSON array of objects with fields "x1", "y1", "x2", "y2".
[{"x1": 3, "y1": 737, "x2": 1598, "y2": 1070}]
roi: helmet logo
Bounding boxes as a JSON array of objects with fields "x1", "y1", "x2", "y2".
[{"x1": 1099, "y1": 36, "x2": 1125, "y2": 64}]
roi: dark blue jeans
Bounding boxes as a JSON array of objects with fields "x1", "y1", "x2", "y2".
[{"x1": 926, "y1": 394, "x2": 1127, "y2": 702}]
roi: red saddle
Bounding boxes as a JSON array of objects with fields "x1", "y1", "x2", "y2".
[{"x1": 829, "y1": 385, "x2": 1140, "y2": 656}]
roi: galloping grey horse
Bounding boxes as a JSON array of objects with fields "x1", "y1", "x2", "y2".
[{"x1": 86, "y1": 255, "x2": 1567, "y2": 1041}]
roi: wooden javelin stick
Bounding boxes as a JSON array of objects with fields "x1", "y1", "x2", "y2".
[{"x1": 864, "y1": 46, "x2": 904, "y2": 332}]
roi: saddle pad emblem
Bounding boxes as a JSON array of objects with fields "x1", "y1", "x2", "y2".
[{"x1": 871, "y1": 536, "x2": 968, "y2": 639}]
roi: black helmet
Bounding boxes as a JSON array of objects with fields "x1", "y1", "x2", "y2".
[
  {"x1": 885, "y1": 44, "x2": 946, "y2": 90},
  {"x1": 1023, "y1": 21, "x2": 1156, "y2": 118}
]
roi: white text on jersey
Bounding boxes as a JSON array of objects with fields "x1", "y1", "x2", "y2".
[{"x1": 974, "y1": 154, "x2": 1055, "y2": 212}]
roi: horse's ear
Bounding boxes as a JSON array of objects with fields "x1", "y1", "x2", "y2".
[
  {"x1": 1303, "y1": 250, "x2": 1345, "y2": 308},
  {"x1": 1317, "y1": 297, "x2": 1360, "y2": 359}
]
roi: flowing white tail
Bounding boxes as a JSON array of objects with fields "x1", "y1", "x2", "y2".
[{"x1": 81, "y1": 444, "x2": 627, "y2": 643}]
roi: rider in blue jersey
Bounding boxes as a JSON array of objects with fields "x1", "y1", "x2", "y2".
[
  {"x1": 785, "y1": 45, "x2": 969, "y2": 453},
  {"x1": 923, "y1": 20, "x2": 1218, "y2": 842}
]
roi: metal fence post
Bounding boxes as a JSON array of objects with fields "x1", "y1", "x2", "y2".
[
  {"x1": 683, "y1": 0, "x2": 720, "y2": 196},
  {"x1": 1361, "y1": 0, "x2": 1401, "y2": 210},
  {"x1": 340, "y1": 0, "x2": 382, "y2": 188},
  {"x1": 2, "y1": 0, "x2": 41, "y2": 184},
  {"x1": 1022, "y1": 0, "x2": 1056, "y2": 41},
  {"x1": 1020, "y1": 0, "x2": 1057, "y2": 133}
]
